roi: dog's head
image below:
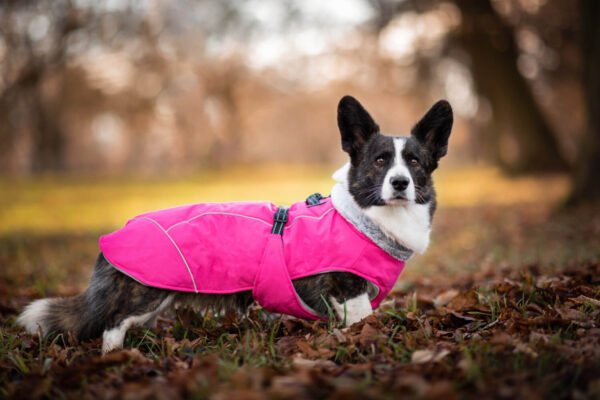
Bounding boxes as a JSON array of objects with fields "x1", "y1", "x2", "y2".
[{"x1": 336, "y1": 95, "x2": 453, "y2": 209}]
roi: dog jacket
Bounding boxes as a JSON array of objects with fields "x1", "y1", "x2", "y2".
[{"x1": 99, "y1": 196, "x2": 406, "y2": 320}]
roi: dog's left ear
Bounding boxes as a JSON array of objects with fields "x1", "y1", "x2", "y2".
[{"x1": 411, "y1": 100, "x2": 453, "y2": 161}]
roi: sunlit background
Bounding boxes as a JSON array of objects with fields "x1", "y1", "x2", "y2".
[{"x1": 0, "y1": 0, "x2": 586, "y2": 173}]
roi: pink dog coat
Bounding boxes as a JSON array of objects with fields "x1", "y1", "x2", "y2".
[{"x1": 99, "y1": 197, "x2": 407, "y2": 320}]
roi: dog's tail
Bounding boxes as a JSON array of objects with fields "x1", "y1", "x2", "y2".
[
  {"x1": 17, "y1": 254, "x2": 116, "y2": 340},
  {"x1": 17, "y1": 295, "x2": 95, "y2": 339}
]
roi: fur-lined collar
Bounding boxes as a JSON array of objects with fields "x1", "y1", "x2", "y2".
[{"x1": 331, "y1": 163, "x2": 432, "y2": 258}]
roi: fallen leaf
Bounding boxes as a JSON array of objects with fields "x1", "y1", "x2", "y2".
[
  {"x1": 569, "y1": 295, "x2": 600, "y2": 307},
  {"x1": 513, "y1": 340, "x2": 539, "y2": 358},
  {"x1": 292, "y1": 356, "x2": 336, "y2": 369},
  {"x1": 277, "y1": 336, "x2": 301, "y2": 356},
  {"x1": 332, "y1": 328, "x2": 347, "y2": 344},
  {"x1": 448, "y1": 310, "x2": 478, "y2": 321},
  {"x1": 446, "y1": 290, "x2": 480, "y2": 311},
  {"x1": 555, "y1": 306, "x2": 587, "y2": 321},
  {"x1": 93, "y1": 349, "x2": 149, "y2": 365},
  {"x1": 296, "y1": 339, "x2": 320, "y2": 358},
  {"x1": 411, "y1": 349, "x2": 451, "y2": 364},
  {"x1": 357, "y1": 323, "x2": 380, "y2": 346},
  {"x1": 434, "y1": 289, "x2": 459, "y2": 308}
]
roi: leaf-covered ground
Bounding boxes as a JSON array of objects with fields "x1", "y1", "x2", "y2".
[{"x1": 1, "y1": 170, "x2": 599, "y2": 399}]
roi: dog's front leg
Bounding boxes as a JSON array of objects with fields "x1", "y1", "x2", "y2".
[{"x1": 330, "y1": 292, "x2": 372, "y2": 326}]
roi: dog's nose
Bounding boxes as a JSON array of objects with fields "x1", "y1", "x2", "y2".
[{"x1": 390, "y1": 176, "x2": 410, "y2": 191}]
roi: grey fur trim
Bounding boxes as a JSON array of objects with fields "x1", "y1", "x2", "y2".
[{"x1": 331, "y1": 184, "x2": 414, "y2": 262}]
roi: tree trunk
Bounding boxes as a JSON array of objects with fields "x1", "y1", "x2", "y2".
[
  {"x1": 451, "y1": 0, "x2": 568, "y2": 174},
  {"x1": 31, "y1": 83, "x2": 65, "y2": 172},
  {"x1": 0, "y1": 66, "x2": 65, "y2": 173},
  {"x1": 567, "y1": 0, "x2": 600, "y2": 205}
]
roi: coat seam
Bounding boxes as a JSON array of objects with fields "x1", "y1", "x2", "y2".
[
  {"x1": 138, "y1": 217, "x2": 199, "y2": 293},
  {"x1": 283, "y1": 206, "x2": 335, "y2": 229},
  {"x1": 166, "y1": 212, "x2": 272, "y2": 232}
]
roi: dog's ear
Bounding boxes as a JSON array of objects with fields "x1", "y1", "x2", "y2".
[
  {"x1": 337, "y1": 96, "x2": 380, "y2": 161},
  {"x1": 411, "y1": 100, "x2": 453, "y2": 161}
]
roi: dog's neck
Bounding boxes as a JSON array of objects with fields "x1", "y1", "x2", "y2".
[{"x1": 331, "y1": 163, "x2": 432, "y2": 256}]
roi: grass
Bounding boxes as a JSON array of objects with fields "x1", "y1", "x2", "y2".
[
  {"x1": 1, "y1": 165, "x2": 599, "y2": 399},
  {"x1": 0, "y1": 164, "x2": 567, "y2": 233}
]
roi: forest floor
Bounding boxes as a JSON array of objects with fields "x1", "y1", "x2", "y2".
[{"x1": 0, "y1": 166, "x2": 599, "y2": 399}]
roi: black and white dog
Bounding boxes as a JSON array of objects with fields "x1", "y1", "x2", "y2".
[{"x1": 18, "y1": 96, "x2": 452, "y2": 353}]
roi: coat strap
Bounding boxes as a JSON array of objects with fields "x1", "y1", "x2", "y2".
[
  {"x1": 305, "y1": 192, "x2": 328, "y2": 207},
  {"x1": 271, "y1": 207, "x2": 289, "y2": 235}
]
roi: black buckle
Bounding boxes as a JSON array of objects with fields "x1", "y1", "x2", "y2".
[
  {"x1": 305, "y1": 193, "x2": 327, "y2": 207},
  {"x1": 271, "y1": 207, "x2": 289, "y2": 235}
]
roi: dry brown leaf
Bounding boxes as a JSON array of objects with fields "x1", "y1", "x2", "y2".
[
  {"x1": 555, "y1": 306, "x2": 588, "y2": 321},
  {"x1": 433, "y1": 289, "x2": 459, "y2": 308},
  {"x1": 292, "y1": 356, "x2": 336, "y2": 369},
  {"x1": 411, "y1": 349, "x2": 451, "y2": 364},
  {"x1": 94, "y1": 348, "x2": 149, "y2": 365},
  {"x1": 392, "y1": 373, "x2": 430, "y2": 394},
  {"x1": 318, "y1": 347, "x2": 335, "y2": 358},
  {"x1": 212, "y1": 389, "x2": 265, "y2": 400},
  {"x1": 446, "y1": 290, "x2": 480, "y2": 311},
  {"x1": 424, "y1": 380, "x2": 457, "y2": 399},
  {"x1": 357, "y1": 323, "x2": 380, "y2": 346},
  {"x1": 332, "y1": 328, "x2": 347, "y2": 344},
  {"x1": 513, "y1": 340, "x2": 539, "y2": 358},
  {"x1": 314, "y1": 332, "x2": 337, "y2": 348},
  {"x1": 295, "y1": 339, "x2": 320, "y2": 358},
  {"x1": 489, "y1": 332, "x2": 515, "y2": 350},
  {"x1": 448, "y1": 310, "x2": 478, "y2": 321},
  {"x1": 569, "y1": 295, "x2": 600, "y2": 306},
  {"x1": 529, "y1": 331, "x2": 551, "y2": 344},
  {"x1": 276, "y1": 336, "x2": 301, "y2": 356}
]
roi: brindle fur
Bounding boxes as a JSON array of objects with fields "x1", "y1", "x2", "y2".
[{"x1": 37, "y1": 253, "x2": 371, "y2": 341}]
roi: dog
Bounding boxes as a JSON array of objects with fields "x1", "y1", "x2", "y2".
[{"x1": 18, "y1": 96, "x2": 453, "y2": 353}]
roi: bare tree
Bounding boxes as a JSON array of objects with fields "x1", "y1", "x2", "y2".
[
  {"x1": 0, "y1": 2, "x2": 77, "y2": 171},
  {"x1": 369, "y1": 0, "x2": 569, "y2": 174},
  {"x1": 567, "y1": 0, "x2": 600, "y2": 205},
  {"x1": 449, "y1": 0, "x2": 568, "y2": 173}
]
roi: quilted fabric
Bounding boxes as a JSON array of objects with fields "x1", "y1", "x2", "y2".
[{"x1": 99, "y1": 198, "x2": 405, "y2": 319}]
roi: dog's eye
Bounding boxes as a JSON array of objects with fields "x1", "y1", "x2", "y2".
[
  {"x1": 409, "y1": 158, "x2": 420, "y2": 166},
  {"x1": 375, "y1": 157, "x2": 386, "y2": 167}
]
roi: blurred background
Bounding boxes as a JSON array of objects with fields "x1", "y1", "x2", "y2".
[
  {"x1": 1, "y1": 4, "x2": 600, "y2": 395},
  {"x1": 0, "y1": 1, "x2": 599, "y2": 288},
  {"x1": 1, "y1": 0, "x2": 597, "y2": 177}
]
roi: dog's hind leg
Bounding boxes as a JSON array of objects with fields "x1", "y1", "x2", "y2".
[
  {"x1": 90, "y1": 254, "x2": 174, "y2": 353},
  {"x1": 102, "y1": 294, "x2": 173, "y2": 354}
]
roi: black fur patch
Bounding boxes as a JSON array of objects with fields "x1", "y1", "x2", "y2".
[
  {"x1": 38, "y1": 254, "x2": 377, "y2": 342},
  {"x1": 401, "y1": 138, "x2": 437, "y2": 205},
  {"x1": 347, "y1": 134, "x2": 394, "y2": 208}
]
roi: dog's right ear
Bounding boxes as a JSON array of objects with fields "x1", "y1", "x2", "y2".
[{"x1": 337, "y1": 96, "x2": 380, "y2": 161}]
